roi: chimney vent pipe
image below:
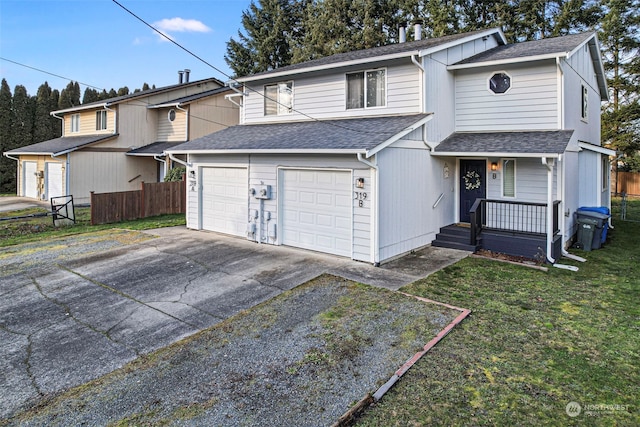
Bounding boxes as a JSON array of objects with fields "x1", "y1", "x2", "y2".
[
  {"x1": 414, "y1": 20, "x2": 423, "y2": 41},
  {"x1": 399, "y1": 22, "x2": 406, "y2": 43},
  {"x1": 178, "y1": 70, "x2": 184, "y2": 84},
  {"x1": 184, "y1": 69, "x2": 191, "y2": 83}
]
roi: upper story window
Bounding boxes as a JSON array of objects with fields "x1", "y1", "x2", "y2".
[
  {"x1": 581, "y1": 84, "x2": 588, "y2": 121},
  {"x1": 489, "y1": 72, "x2": 511, "y2": 94},
  {"x1": 346, "y1": 69, "x2": 386, "y2": 109},
  {"x1": 70, "y1": 114, "x2": 80, "y2": 133},
  {"x1": 96, "y1": 110, "x2": 108, "y2": 130},
  {"x1": 264, "y1": 82, "x2": 293, "y2": 116}
]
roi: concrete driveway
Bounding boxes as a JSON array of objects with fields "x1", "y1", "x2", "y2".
[
  {"x1": 0, "y1": 196, "x2": 50, "y2": 213},
  {"x1": 0, "y1": 226, "x2": 469, "y2": 419}
]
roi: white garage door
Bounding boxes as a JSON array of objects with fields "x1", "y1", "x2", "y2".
[
  {"x1": 281, "y1": 169, "x2": 352, "y2": 257},
  {"x1": 201, "y1": 167, "x2": 248, "y2": 236},
  {"x1": 23, "y1": 161, "x2": 38, "y2": 199},
  {"x1": 45, "y1": 162, "x2": 64, "y2": 200}
]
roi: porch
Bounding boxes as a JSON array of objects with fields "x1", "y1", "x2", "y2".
[{"x1": 433, "y1": 198, "x2": 562, "y2": 262}]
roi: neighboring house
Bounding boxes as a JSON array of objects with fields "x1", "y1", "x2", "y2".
[
  {"x1": 167, "y1": 27, "x2": 613, "y2": 265},
  {"x1": 3, "y1": 76, "x2": 238, "y2": 204}
]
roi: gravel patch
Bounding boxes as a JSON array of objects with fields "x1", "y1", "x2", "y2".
[
  {"x1": 9, "y1": 275, "x2": 461, "y2": 427},
  {"x1": 0, "y1": 230, "x2": 153, "y2": 277}
]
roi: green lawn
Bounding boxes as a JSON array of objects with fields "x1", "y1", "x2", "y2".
[
  {"x1": 357, "y1": 207, "x2": 639, "y2": 425},
  {"x1": 0, "y1": 206, "x2": 185, "y2": 247}
]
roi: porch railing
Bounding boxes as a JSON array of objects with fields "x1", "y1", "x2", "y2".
[{"x1": 469, "y1": 199, "x2": 560, "y2": 245}]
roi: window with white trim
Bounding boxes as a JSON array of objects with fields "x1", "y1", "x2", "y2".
[
  {"x1": 602, "y1": 155, "x2": 609, "y2": 191},
  {"x1": 346, "y1": 69, "x2": 386, "y2": 109},
  {"x1": 96, "y1": 110, "x2": 107, "y2": 130},
  {"x1": 70, "y1": 114, "x2": 80, "y2": 133},
  {"x1": 502, "y1": 159, "x2": 516, "y2": 197},
  {"x1": 264, "y1": 81, "x2": 293, "y2": 115},
  {"x1": 581, "y1": 84, "x2": 588, "y2": 120}
]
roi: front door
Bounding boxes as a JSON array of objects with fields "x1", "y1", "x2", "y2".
[{"x1": 459, "y1": 159, "x2": 486, "y2": 223}]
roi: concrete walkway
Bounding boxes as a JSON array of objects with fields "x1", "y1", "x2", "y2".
[
  {"x1": 0, "y1": 226, "x2": 469, "y2": 419},
  {"x1": 0, "y1": 196, "x2": 50, "y2": 213}
]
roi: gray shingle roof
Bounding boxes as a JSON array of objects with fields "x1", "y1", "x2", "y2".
[
  {"x1": 127, "y1": 141, "x2": 186, "y2": 156},
  {"x1": 4, "y1": 134, "x2": 118, "y2": 156},
  {"x1": 455, "y1": 32, "x2": 594, "y2": 65},
  {"x1": 240, "y1": 28, "x2": 501, "y2": 79},
  {"x1": 434, "y1": 130, "x2": 574, "y2": 154},
  {"x1": 167, "y1": 114, "x2": 430, "y2": 153}
]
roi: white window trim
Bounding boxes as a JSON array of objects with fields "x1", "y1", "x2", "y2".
[
  {"x1": 168, "y1": 109, "x2": 176, "y2": 122},
  {"x1": 71, "y1": 114, "x2": 80, "y2": 133},
  {"x1": 487, "y1": 71, "x2": 512, "y2": 95},
  {"x1": 601, "y1": 155, "x2": 609, "y2": 192},
  {"x1": 501, "y1": 158, "x2": 516, "y2": 198},
  {"x1": 345, "y1": 68, "x2": 387, "y2": 110},
  {"x1": 581, "y1": 84, "x2": 589, "y2": 122},
  {"x1": 264, "y1": 81, "x2": 294, "y2": 116}
]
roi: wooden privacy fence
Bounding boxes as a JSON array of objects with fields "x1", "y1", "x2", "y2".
[
  {"x1": 612, "y1": 171, "x2": 640, "y2": 196},
  {"x1": 91, "y1": 180, "x2": 186, "y2": 225}
]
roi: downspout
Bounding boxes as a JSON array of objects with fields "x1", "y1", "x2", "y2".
[
  {"x1": 51, "y1": 112, "x2": 64, "y2": 136},
  {"x1": 542, "y1": 157, "x2": 556, "y2": 263},
  {"x1": 176, "y1": 104, "x2": 188, "y2": 141},
  {"x1": 168, "y1": 153, "x2": 190, "y2": 168},
  {"x1": 411, "y1": 55, "x2": 425, "y2": 113},
  {"x1": 357, "y1": 152, "x2": 380, "y2": 266},
  {"x1": 422, "y1": 126, "x2": 435, "y2": 152},
  {"x1": 154, "y1": 155, "x2": 168, "y2": 181},
  {"x1": 104, "y1": 105, "x2": 116, "y2": 134}
]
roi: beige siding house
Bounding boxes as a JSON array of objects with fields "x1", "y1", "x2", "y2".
[{"x1": 5, "y1": 78, "x2": 239, "y2": 204}]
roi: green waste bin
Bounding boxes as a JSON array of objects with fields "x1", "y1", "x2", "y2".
[{"x1": 576, "y1": 217, "x2": 598, "y2": 251}]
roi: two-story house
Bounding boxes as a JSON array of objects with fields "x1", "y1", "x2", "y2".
[
  {"x1": 4, "y1": 76, "x2": 239, "y2": 204},
  {"x1": 167, "y1": 27, "x2": 613, "y2": 265}
]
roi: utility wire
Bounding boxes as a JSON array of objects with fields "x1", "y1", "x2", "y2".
[
  {"x1": 111, "y1": 0, "x2": 399, "y2": 135},
  {"x1": 0, "y1": 57, "x2": 105, "y2": 91}
]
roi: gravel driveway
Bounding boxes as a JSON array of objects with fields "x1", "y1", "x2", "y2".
[{"x1": 1, "y1": 226, "x2": 470, "y2": 424}]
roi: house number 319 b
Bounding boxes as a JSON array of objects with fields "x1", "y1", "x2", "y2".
[{"x1": 354, "y1": 192, "x2": 367, "y2": 207}]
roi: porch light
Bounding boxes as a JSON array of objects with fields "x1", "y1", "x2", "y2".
[
  {"x1": 356, "y1": 177, "x2": 365, "y2": 188},
  {"x1": 491, "y1": 162, "x2": 498, "y2": 171}
]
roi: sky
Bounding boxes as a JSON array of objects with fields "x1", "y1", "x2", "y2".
[{"x1": 0, "y1": 0, "x2": 253, "y2": 96}]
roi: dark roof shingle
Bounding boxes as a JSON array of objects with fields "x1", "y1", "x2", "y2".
[
  {"x1": 434, "y1": 130, "x2": 574, "y2": 154},
  {"x1": 127, "y1": 141, "x2": 186, "y2": 156},
  {"x1": 168, "y1": 114, "x2": 430, "y2": 153},
  {"x1": 4, "y1": 134, "x2": 118, "y2": 156}
]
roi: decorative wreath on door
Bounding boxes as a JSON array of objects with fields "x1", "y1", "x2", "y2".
[{"x1": 463, "y1": 170, "x2": 481, "y2": 190}]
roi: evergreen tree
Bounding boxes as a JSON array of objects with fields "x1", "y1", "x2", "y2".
[
  {"x1": 82, "y1": 88, "x2": 100, "y2": 104},
  {"x1": 142, "y1": 83, "x2": 151, "y2": 91},
  {"x1": 117, "y1": 86, "x2": 130, "y2": 96},
  {"x1": 225, "y1": 0, "x2": 300, "y2": 76},
  {"x1": 33, "y1": 82, "x2": 60, "y2": 143},
  {"x1": 599, "y1": 0, "x2": 640, "y2": 171},
  {"x1": 6, "y1": 86, "x2": 35, "y2": 193},
  {"x1": 0, "y1": 79, "x2": 14, "y2": 193},
  {"x1": 58, "y1": 81, "x2": 81, "y2": 109}
]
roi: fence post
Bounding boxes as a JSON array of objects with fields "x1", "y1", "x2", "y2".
[
  {"x1": 140, "y1": 181, "x2": 145, "y2": 219},
  {"x1": 90, "y1": 191, "x2": 95, "y2": 225}
]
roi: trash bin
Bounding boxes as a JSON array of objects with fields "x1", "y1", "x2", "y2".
[
  {"x1": 576, "y1": 207, "x2": 611, "y2": 249},
  {"x1": 576, "y1": 217, "x2": 598, "y2": 251}
]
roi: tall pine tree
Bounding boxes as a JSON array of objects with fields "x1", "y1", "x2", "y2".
[{"x1": 34, "y1": 82, "x2": 61, "y2": 143}]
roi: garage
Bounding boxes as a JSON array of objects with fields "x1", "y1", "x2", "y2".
[
  {"x1": 45, "y1": 162, "x2": 64, "y2": 200},
  {"x1": 280, "y1": 169, "x2": 352, "y2": 257},
  {"x1": 200, "y1": 167, "x2": 248, "y2": 236},
  {"x1": 23, "y1": 161, "x2": 38, "y2": 199}
]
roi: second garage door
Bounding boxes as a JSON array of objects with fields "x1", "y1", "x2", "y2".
[
  {"x1": 281, "y1": 169, "x2": 352, "y2": 257},
  {"x1": 201, "y1": 167, "x2": 248, "y2": 237}
]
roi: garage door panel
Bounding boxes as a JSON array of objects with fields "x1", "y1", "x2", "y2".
[
  {"x1": 281, "y1": 169, "x2": 352, "y2": 257},
  {"x1": 201, "y1": 167, "x2": 247, "y2": 236}
]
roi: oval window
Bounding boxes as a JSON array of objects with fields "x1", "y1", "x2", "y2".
[
  {"x1": 168, "y1": 109, "x2": 176, "y2": 122},
  {"x1": 489, "y1": 72, "x2": 511, "y2": 94}
]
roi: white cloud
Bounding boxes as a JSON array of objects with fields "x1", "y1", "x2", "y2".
[{"x1": 153, "y1": 17, "x2": 211, "y2": 34}]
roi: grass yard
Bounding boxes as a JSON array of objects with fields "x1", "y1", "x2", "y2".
[
  {"x1": 357, "y1": 207, "x2": 639, "y2": 425},
  {"x1": 0, "y1": 206, "x2": 185, "y2": 247}
]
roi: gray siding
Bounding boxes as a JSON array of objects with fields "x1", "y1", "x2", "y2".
[
  {"x1": 455, "y1": 61, "x2": 559, "y2": 131},
  {"x1": 242, "y1": 63, "x2": 421, "y2": 123}
]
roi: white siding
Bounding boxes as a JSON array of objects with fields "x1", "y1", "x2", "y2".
[
  {"x1": 242, "y1": 63, "x2": 421, "y2": 123},
  {"x1": 578, "y1": 149, "x2": 599, "y2": 207},
  {"x1": 185, "y1": 154, "x2": 372, "y2": 262},
  {"x1": 455, "y1": 62, "x2": 559, "y2": 131},
  {"x1": 377, "y1": 146, "x2": 455, "y2": 261}
]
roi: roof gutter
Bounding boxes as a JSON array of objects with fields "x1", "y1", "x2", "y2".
[
  {"x1": 3, "y1": 153, "x2": 19, "y2": 161},
  {"x1": 432, "y1": 151, "x2": 561, "y2": 158},
  {"x1": 167, "y1": 152, "x2": 191, "y2": 168},
  {"x1": 447, "y1": 52, "x2": 566, "y2": 70}
]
